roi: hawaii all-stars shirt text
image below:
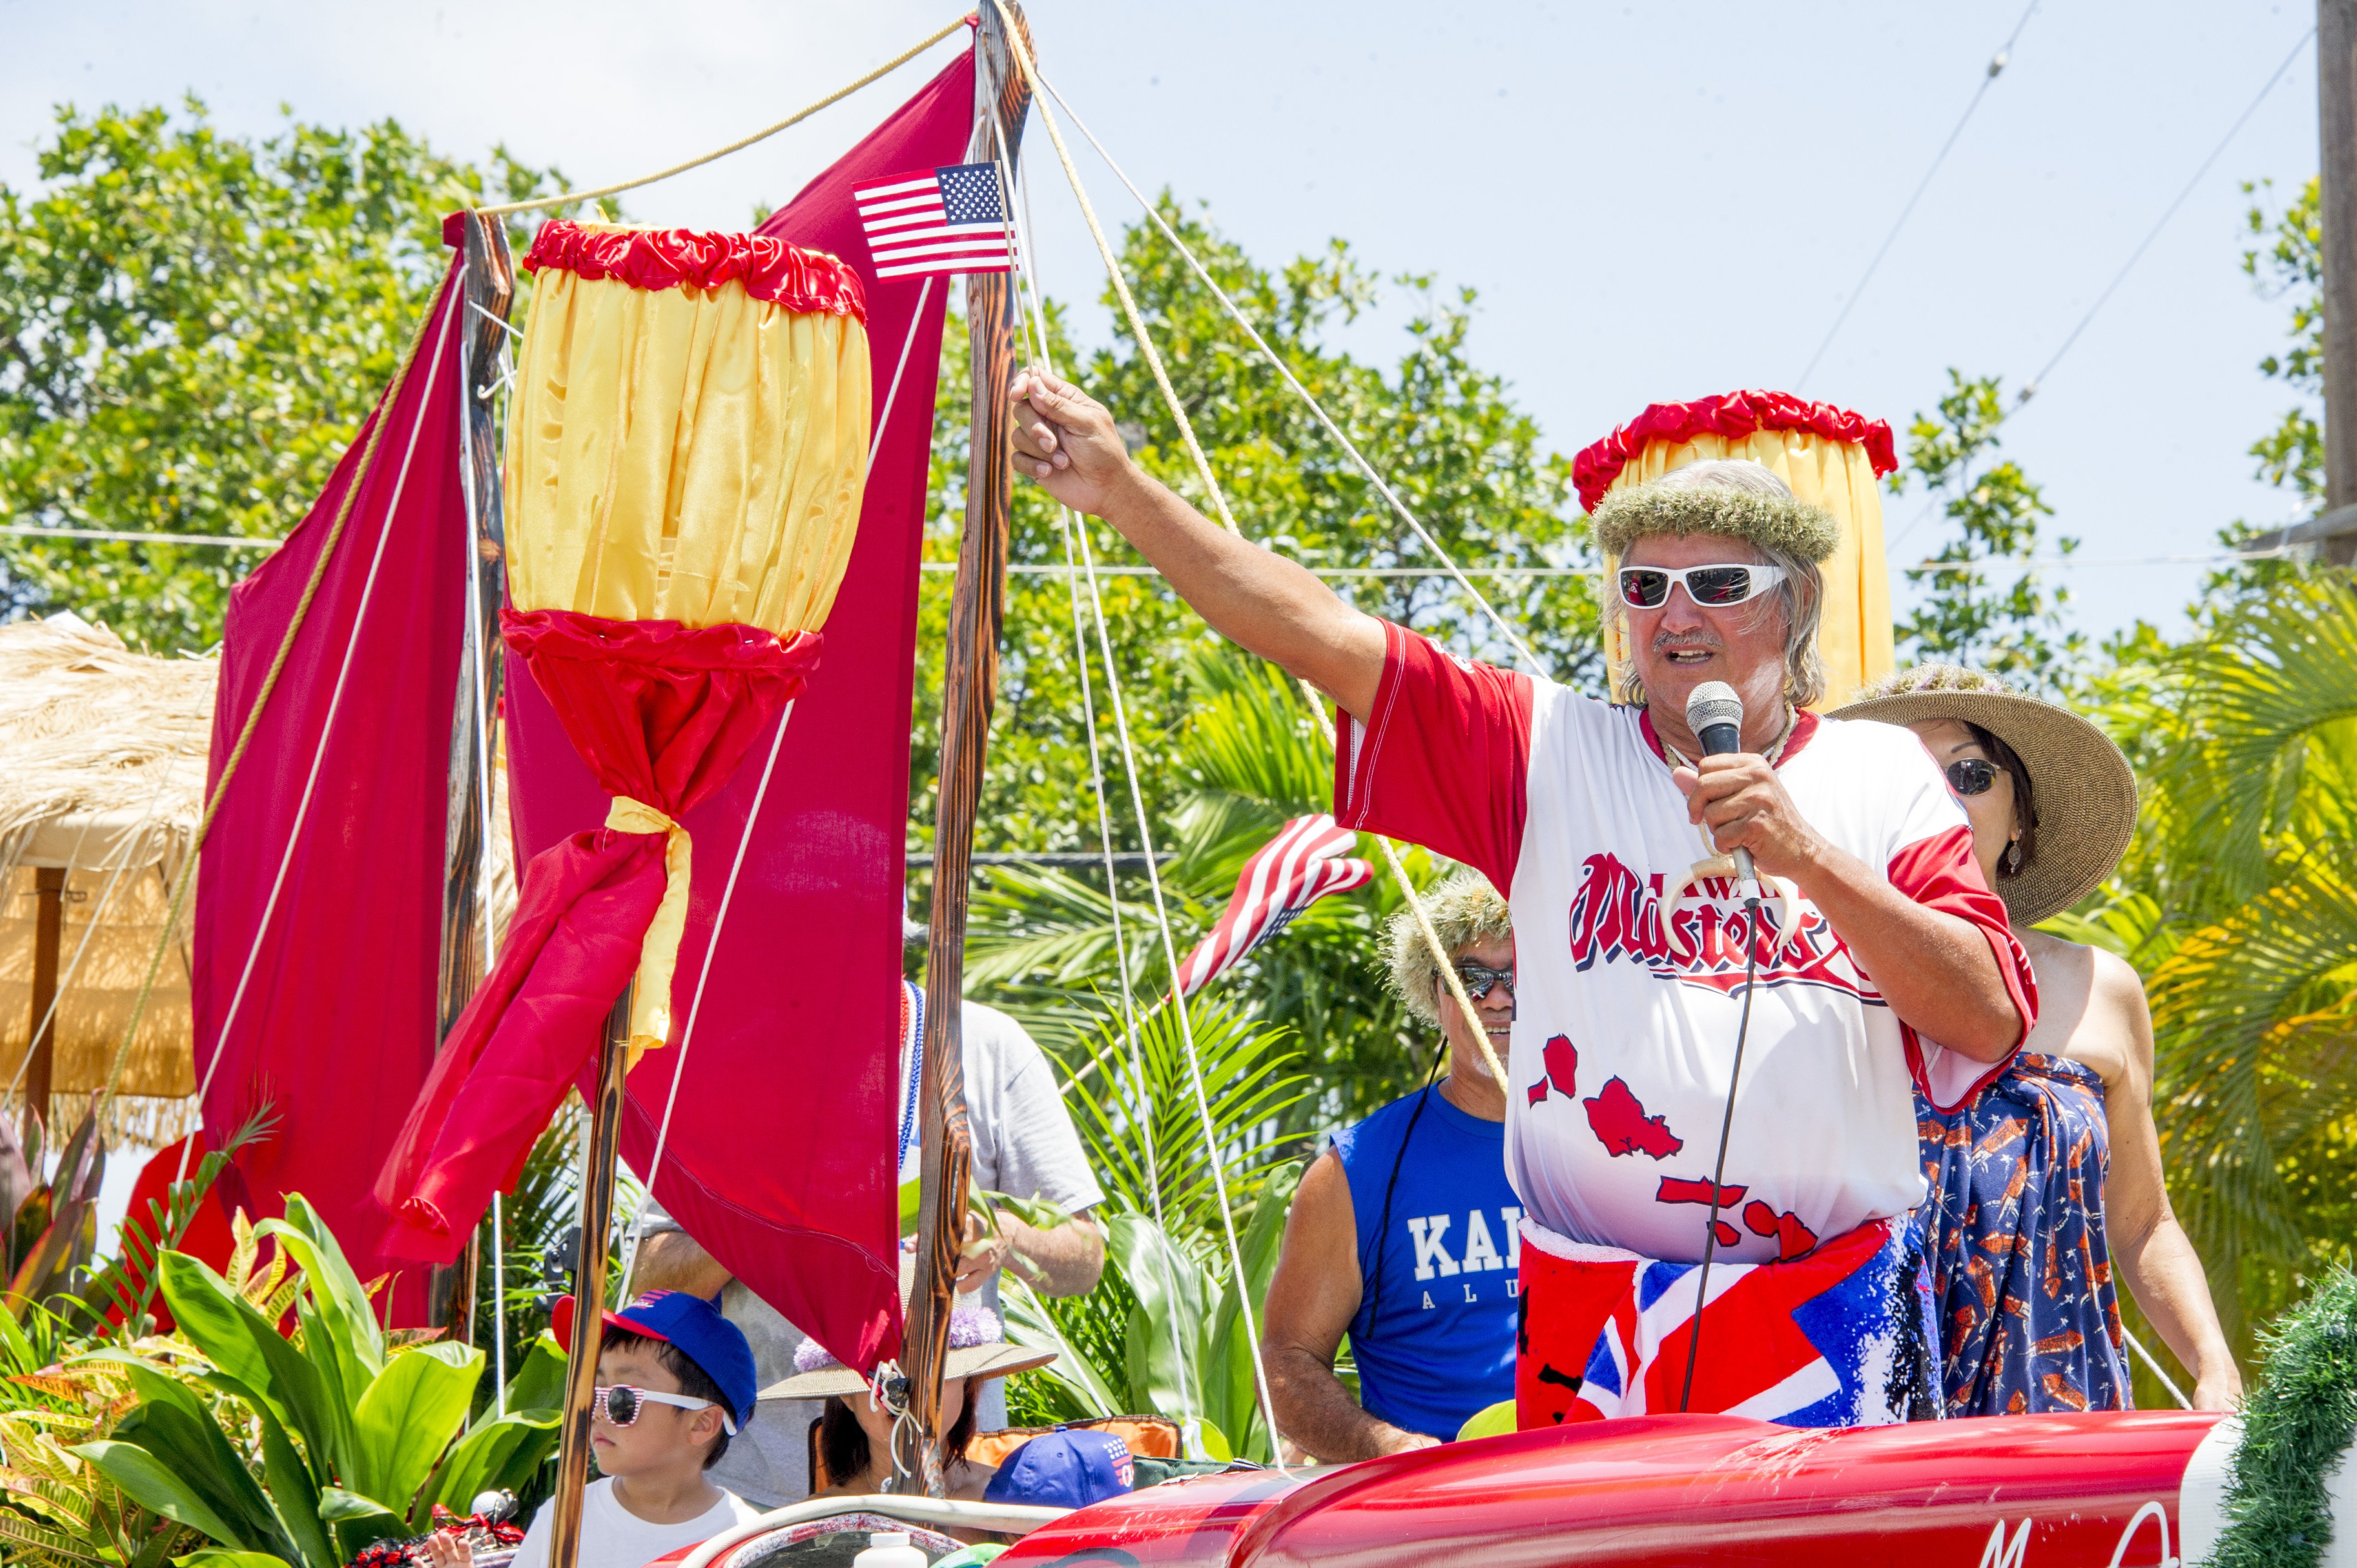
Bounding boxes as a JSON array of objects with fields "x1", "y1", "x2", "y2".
[{"x1": 1334, "y1": 622, "x2": 2036, "y2": 1266}]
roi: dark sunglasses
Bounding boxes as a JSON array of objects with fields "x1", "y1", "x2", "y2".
[
  {"x1": 1946, "y1": 759, "x2": 2001, "y2": 797},
  {"x1": 1615, "y1": 563, "x2": 1788, "y2": 610},
  {"x1": 1450, "y1": 960, "x2": 1515, "y2": 1001},
  {"x1": 592, "y1": 1383, "x2": 725, "y2": 1431}
]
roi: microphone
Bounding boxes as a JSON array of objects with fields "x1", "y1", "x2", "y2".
[{"x1": 1685, "y1": 681, "x2": 1760, "y2": 902}]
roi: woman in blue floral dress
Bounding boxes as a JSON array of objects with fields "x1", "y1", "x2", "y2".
[{"x1": 1847, "y1": 667, "x2": 2240, "y2": 1415}]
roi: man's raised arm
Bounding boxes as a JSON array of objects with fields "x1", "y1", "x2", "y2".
[{"x1": 1011, "y1": 369, "x2": 1387, "y2": 720}]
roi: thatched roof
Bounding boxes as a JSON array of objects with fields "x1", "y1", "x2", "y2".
[
  {"x1": 0, "y1": 615, "x2": 213, "y2": 1138},
  {"x1": 0, "y1": 613, "x2": 515, "y2": 1144},
  {"x1": 0, "y1": 613, "x2": 213, "y2": 873}
]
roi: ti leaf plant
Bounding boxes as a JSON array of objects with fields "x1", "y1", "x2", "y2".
[{"x1": 75, "y1": 1196, "x2": 563, "y2": 1566}]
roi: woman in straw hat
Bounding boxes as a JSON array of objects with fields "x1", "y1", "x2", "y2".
[
  {"x1": 1845, "y1": 665, "x2": 2238, "y2": 1414},
  {"x1": 765, "y1": 1289, "x2": 1055, "y2": 1503}
]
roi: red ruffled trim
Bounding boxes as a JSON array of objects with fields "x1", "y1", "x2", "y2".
[
  {"x1": 523, "y1": 220, "x2": 867, "y2": 322},
  {"x1": 500, "y1": 606, "x2": 822, "y2": 676},
  {"x1": 1573, "y1": 389, "x2": 1897, "y2": 511}
]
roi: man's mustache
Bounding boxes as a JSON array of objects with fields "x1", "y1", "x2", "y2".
[{"x1": 1650, "y1": 631, "x2": 1725, "y2": 654}]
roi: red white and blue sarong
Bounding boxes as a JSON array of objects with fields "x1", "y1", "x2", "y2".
[{"x1": 1515, "y1": 1215, "x2": 1939, "y2": 1428}]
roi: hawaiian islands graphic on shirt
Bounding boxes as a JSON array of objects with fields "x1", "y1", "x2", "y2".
[{"x1": 1565, "y1": 850, "x2": 1882, "y2": 1003}]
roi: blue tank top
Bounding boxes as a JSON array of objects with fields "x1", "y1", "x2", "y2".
[{"x1": 1330, "y1": 1085, "x2": 1521, "y2": 1441}]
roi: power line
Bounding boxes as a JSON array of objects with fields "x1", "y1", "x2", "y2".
[
  {"x1": 2014, "y1": 24, "x2": 2316, "y2": 405},
  {"x1": 2, "y1": 523, "x2": 281, "y2": 549},
  {"x1": 1794, "y1": 0, "x2": 2042, "y2": 392},
  {"x1": 1888, "y1": 25, "x2": 2318, "y2": 560}
]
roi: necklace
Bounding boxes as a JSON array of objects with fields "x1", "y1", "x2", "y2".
[
  {"x1": 897, "y1": 982, "x2": 924, "y2": 1175},
  {"x1": 1656, "y1": 702, "x2": 1798, "y2": 772}
]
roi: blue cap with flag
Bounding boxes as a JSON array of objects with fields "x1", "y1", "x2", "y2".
[
  {"x1": 982, "y1": 1427, "x2": 1135, "y2": 1510},
  {"x1": 550, "y1": 1289, "x2": 756, "y2": 1434}
]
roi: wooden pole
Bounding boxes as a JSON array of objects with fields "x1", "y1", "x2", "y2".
[
  {"x1": 547, "y1": 990, "x2": 630, "y2": 1568},
  {"x1": 2322, "y1": 0, "x2": 2357, "y2": 564},
  {"x1": 428, "y1": 212, "x2": 517, "y2": 1338},
  {"x1": 898, "y1": 0, "x2": 1032, "y2": 1499},
  {"x1": 20, "y1": 868, "x2": 64, "y2": 1148}
]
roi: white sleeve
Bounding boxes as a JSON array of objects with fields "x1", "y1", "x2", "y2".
[
  {"x1": 510, "y1": 1500, "x2": 552, "y2": 1568},
  {"x1": 962, "y1": 1003, "x2": 1106, "y2": 1215}
]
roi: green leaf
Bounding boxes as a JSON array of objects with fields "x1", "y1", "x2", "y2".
[
  {"x1": 418, "y1": 1408, "x2": 563, "y2": 1529},
  {"x1": 899, "y1": 1177, "x2": 924, "y2": 1238},
  {"x1": 1205, "y1": 1160, "x2": 1302, "y2": 1460},
  {"x1": 76, "y1": 1440, "x2": 249, "y2": 1550},
  {"x1": 500, "y1": 1331, "x2": 569, "y2": 1419},
  {"x1": 197, "y1": 1370, "x2": 333, "y2": 1568},
  {"x1": 315, "y1": 1490, "x2": 401, "y2": 1524},
  {"x1": 257, "y1": 1197, "x2": 384, "y2": 1384},
  {"x1": 1110, "y1": 1215, "x2": 1211, "y2": 1423},
  {"x1": 349, "y1": 1341, "x2": 482, "y2": 1512},
  {"x1": 1001, "y1": 1275, "x2": 1121, "y2": 1419},
  {"x1": 173, "y1": 1553, "x2": 297, "y2": 1568},
  {"x1": 161, "y1": 1249, "x2": 344, "y2": 1483}
]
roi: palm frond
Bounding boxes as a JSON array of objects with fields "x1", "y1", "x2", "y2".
[
  {"x1": 2149, "y1": 852, "x2": 2357, "y2": 1314},
  {"x1": 2159, "y1": 576, "x2": 2357, "y2": 912}
]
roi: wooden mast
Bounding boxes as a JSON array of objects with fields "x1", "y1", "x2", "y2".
[
  {"x1": 548, "y1": 991, "x2": 631, "y2": 1568},
  {"x1": 897, "y1": 0, "x2": 1032, "y2": 1499},
  {"x1": 428, "y1": 212, "x2": 517, "y2": 1338}
]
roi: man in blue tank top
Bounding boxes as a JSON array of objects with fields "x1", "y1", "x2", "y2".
[{"x1": 1262, "y1": 873, "x2": 1521, "y2": 1458}]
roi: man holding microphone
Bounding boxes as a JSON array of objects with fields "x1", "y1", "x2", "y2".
[{"x1": 1008, "y1": 372, "x2": 2035, "y2": 1430}]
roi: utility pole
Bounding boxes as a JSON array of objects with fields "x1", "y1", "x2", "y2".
[{"x1": 2319, "y1": 0, "x2": 2357, "y2": 563}]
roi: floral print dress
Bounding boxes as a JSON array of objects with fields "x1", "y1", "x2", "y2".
[{"x1": 1915, "y1": 1051, "x2": 2131, "y2": 1416}]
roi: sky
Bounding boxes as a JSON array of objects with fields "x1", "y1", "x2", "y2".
[{"x1": 0, "y1": 0, "x2": 2326, "y2": 653}]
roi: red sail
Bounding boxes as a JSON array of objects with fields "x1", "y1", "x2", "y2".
[{"x1": 500, "y1": 43, "x2": 975, "y2": 1371}]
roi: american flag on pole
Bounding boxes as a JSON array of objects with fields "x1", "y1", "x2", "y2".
[
  {"x1": 853, "y1": 163, "x2": 1015, "y2": 280},
  {"x1": 1174, "y1": 815, "x2": 1373, "y2": 997}
]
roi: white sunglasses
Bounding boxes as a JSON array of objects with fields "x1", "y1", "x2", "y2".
[
  {"x1": 594, "y1": 1383, "x2": 739, "y2": 1437},
  {"x1": 1616, "y1": 563, "x2": 1788, "y2": 610}
]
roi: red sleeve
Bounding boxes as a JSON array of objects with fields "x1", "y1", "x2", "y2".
[
  {"x1": 1888, "y1": 823, "x2": 2040, "y2": 1111},
  {"x1": 1331, "y1": 620, "x2": 1532, "y2": 893}
]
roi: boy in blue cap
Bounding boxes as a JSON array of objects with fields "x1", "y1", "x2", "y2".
[{"x1": 433, "y1": 1290, "x2": 764, "y2": 1568}]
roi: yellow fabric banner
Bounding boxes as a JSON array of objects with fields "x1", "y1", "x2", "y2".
[{"x1": 505, "y1": 249, "x2": 872, "y2": 638}]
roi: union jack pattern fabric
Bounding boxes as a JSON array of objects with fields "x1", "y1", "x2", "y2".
[
  {"x1": 1174, "y1": 814, "x2": 1373, "y2": 997},
  {"x1": 1515, "y1": 1215, "x2": 1939, "y2": 1429},
  {"x1": 1916, "y1": 1051, "x2": 2130, "y2": 1416}
]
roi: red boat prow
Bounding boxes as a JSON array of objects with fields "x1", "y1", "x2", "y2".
[{"x1": 995, "y1": 1410, "x2": 2232, "y2": 1566}]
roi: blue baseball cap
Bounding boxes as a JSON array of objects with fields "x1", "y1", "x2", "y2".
[
  {"x1": 983, "y1": 1428, "x2": 1134, "y2": 1510},
  {"x1": 552, "y1": 1290, "x2": 756, "y2": 1433}
]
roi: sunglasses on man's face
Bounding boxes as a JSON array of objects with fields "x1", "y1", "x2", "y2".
[
  {"x1": 1451, "y1": 961, "x2": 1515, "y2": 1002},
  {"x1": 1616, "y1": 563, "x2": 1788, "y2": 611},
  {"x1": 593, "y1": 1383, "x2": 732, "y2": 1435},
  {"x1": 1946, "y1": 758, "x2": 2002, "y2": 798}
]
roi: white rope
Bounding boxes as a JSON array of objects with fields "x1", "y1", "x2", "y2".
[
  {"x1": 176, "y1": 281, "x2": 464, "y2": 1184},
  {"x1": 2122, "y1": 1324, "x2": 2194, "y2": 1411},
  {"x1": 613, "y1": 697, "x2": 794, "y2": 1302},
  {"x1": 1026, "y1": 66, "x2": 1548, "y2": 682},
  {"x1": 615, "y1": 245, "x2": 938, "y2": 1302},
  {"x1": 1010, "y1": 39, "x2": 1506, "y2": 1095},
  {"x1": 990, "y1": 95, "x2": 1204, "y2": 1447},
  {"x1": 457, "y1": 290, "x2": 511, "y2": 1412}
]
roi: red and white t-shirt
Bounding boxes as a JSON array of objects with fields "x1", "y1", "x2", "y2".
[{"x1": 1335, "y1": 623, "x2": 2035, "y2": 1266}]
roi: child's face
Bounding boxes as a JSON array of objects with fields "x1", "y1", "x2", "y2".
[{"x1": 593, "y1": 1340, "x2": 723, "y2": 1478}]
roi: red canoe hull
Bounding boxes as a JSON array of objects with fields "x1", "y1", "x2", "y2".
[{"x1": 996, "y1": 1411, "x2": 2230, "y2": 1566}]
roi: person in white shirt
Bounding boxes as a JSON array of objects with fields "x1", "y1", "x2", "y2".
[
  {"x1": 632, "y1": 939, "x2": 1104, "y2": 1505},
  {"x1": 1006, "y1": 370, "x2": 2038, "y2": 1430},
  {"x1": 430, "y1": 1290, "x2": 763, "y2": 1568}
]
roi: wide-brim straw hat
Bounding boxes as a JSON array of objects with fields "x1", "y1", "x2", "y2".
[
  {"x1": 761, "y1": 1334, "x2": 1054, "y2": 1402},
  {"x1": 758, "y1": 1248, "x2": 1056, "y2": 1402},
  {"x1": 1839, "y1": 664, "x2": 2138, "y2": 927}
]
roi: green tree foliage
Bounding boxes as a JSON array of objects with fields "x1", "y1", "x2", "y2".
[
  {"x1": 1891, "y1": 370, "x2": 2083, "y2": 692},
  {"x1": 910, "y1": 196, "x2": 1601, "y2": 859},
  {"x1": 0, "y1": 100, "x2": 577, "y2": 652},
  {"x1": 2241, "y1": 175, "x2": 2324, "y2": 504}
]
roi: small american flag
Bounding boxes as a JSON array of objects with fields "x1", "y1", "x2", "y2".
[
  {"x1": 1175, "y1": 816, "x2": 1373, "y2": 997},
  {"x1": 853, "y1": 163, "x2": 1015, "y2": 280}
]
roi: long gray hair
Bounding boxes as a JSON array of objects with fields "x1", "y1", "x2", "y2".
[{"x1": 1605, "y1": 461, "x2": 1826, "y2": 709}]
